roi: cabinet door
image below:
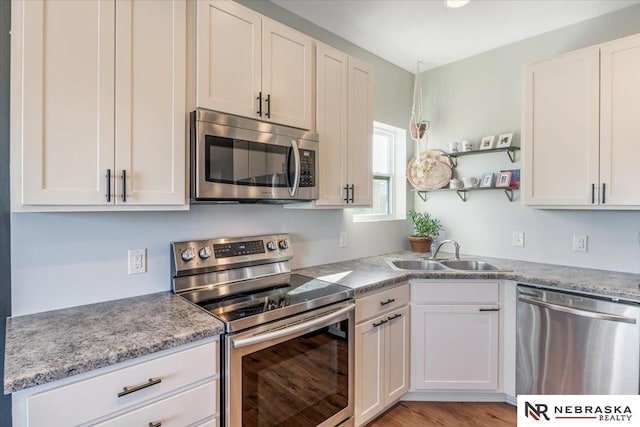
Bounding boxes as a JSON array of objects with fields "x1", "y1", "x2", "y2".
[
  {"x1": 523, "y1": 48, "x2": 600, "y2": 206},
  {"x1": 600, "y1": 34, "x2": 640, "y2": 206},
  {"x1": 355, "y1": 313, "x2": 385, "y2": 426},
  {"x1": 315, "y1": 44, "x2": 349, "y2": 206},
  {"x1": 384, "y1": 305, "x2": 410, "y2": 405},
  {"x1": 262, "y1": 18, "x2": 313, "y2": 130},
  {"x1": 413, "y1": 304, "x2": 499, "y2": 390},
  {"x1": 196, "y1": 0, "x2": 261, "y2": 120},
  {"x1": 348, "y1": 57, "x2": 373, "y2": 207},
  {"x1": 18, "y1": 0, "x2": 114, "y2": 205},
  {"x1": 115, "y1": 0, "x2": 186, "y2": 205}
]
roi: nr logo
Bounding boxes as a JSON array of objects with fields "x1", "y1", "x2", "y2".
[{"x1": 525, "y1": 402, "x2": 551, "y2": 421}]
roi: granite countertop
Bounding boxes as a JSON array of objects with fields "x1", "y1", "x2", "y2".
[
  {"x1": 4, "y1": 292, "x2": 224, "y2": 394},
  {"x1": 6, "y1": 252, "x2": 640, "y2": 395},
  {"x1": 295, "y1": 251, "x2": 640, "y2": 302}
]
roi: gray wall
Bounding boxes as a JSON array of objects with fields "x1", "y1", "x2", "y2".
[
  {"x1": 417, "y1": 4, "x2": 640, "y2": 273},
  {"x1": 1, "y1": 0, "x2": 12, "y2": 424},
  {"x1": 10, "y1": 1, "x2": 414, "y2": 316}
]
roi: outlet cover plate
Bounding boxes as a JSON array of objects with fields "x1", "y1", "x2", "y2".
[
  {"x1": 573, "y1": 234, "x2": 588, "y2": 252},
  {"x1": 128, "y1": 249, "x2": 147, "y2": 274},
  {"x1": 512, "y1": 231, "x2": 524, "y2": 247}
]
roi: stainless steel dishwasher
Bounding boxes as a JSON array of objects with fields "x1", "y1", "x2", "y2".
[{"x1": 516, "y1": 284, "x2": 640, "y2": 395}]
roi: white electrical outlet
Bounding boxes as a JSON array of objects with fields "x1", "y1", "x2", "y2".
[
  {"x1": 573, "y1": 234, "x2": 588, "y2": 252},
  {"x1": 339, "y1": 231, "x2": 348, "y2": 248},
  {"x1": 128, "y1": 249, "x2": 147, "y2": 274},
  {"x1": 512, "y1": 231, "x2": 524, "y2": 247}
]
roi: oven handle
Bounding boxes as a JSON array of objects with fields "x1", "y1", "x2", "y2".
[
  {"x1": 288, "y1": 140, "x2": 301, "y2": 197},
  {"x1": 231, "y1": 304, "x2": 353, "y2": 349}
]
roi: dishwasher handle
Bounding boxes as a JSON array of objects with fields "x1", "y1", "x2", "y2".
[{"x1": 518, "y1": 296, "x2": 637, "y2": 324}]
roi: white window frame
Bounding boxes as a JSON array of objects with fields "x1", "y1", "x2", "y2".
[{"x1": 353, "y1": 121, "x2": 406, "y2": 222}]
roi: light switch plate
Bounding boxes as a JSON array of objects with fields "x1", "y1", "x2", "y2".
[
  {"x1": 512, "y1": 231, "x2": 524, "y2": 247},
  {"x1": 339, "y1": 231, "x2": 348, "y2": 248}
]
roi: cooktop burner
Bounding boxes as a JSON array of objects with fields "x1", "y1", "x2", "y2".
[{"x1": 171, "y1": 234, "x2": 354, "y2": 333}]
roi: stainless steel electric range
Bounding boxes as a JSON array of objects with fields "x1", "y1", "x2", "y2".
[{"x1": 171, "y1": 234, "x2": 355, "y2": 427}]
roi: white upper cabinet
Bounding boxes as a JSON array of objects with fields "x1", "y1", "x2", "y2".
[
  {"x1": 599, "y1": 34, "x2": 640, "y2": 206},
  {"x1": 312, "y1": 43, "x2": 373, "y2": 208},
  {"x1": 196, "y1": 1, "x2": 313, "y2": 130},
  {"x1": 17, "y1": 0, "x2": 115, "y2": 206},
  {"x1": 523, "y1": 33, "x2": 640, "y2": 208},
  {"x1": 12, "y1": 0, "x2": 187, "y2": 210}
]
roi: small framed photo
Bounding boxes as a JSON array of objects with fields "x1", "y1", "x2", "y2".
[
  {"x1": 495, "y1": 171, "x2": 513, "y2": 188},
  {"x1": 500, "y1": 169, "x2": 520, "y2": 188},
  {"x1": 480, "y1": 173, "x2": 495, "y2": 188},
  {"x1": 479, "y1": 136, "x2": 495, "y2": 150},
  {"x1": 496, "y1": 133, "x2": 514, "y2": 148}
]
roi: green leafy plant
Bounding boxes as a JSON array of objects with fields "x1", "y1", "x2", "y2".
[{"x1": 408, "y1": 209, "x2": 441, "y2": 237}]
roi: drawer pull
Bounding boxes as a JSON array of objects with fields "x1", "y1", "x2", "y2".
[
  {"x1": 380, "y1": 298, "x2": 396, "y2": 306},
  {"x1": 149, "y1": 422, "x2": 162, "y2": 427},
  {"x1": 479, "y1": 308, "x2": 499, "y2": 312},
  {"x1": 387, "y1": 313, "x2": 402, "y2": 321},
  {"x1": 117, "y1": 377, "x2": 162, "y2": 398},
  {"x1": 373, "y1": 319, "x2": 388, "y2": 328}
]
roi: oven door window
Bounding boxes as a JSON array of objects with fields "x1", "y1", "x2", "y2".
[
  {"x1": 242, "y1": 320, "x2": 349, "y2": 426},
  {"x1": 205, "y1": 136, "x2": 294, "y2": 188}
]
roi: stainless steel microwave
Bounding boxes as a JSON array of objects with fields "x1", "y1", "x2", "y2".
[{"x1": 190, "y1": 109, "x2": 319, "y2": 203}]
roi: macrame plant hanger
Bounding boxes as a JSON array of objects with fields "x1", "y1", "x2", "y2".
[{"x1": 409, "y1": 61, "x2": 430, "y2": 178}]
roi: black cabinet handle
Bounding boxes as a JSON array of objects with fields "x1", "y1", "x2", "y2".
[
  {"x1": 121, "y1": 170, "x2": 127, "y2": 202},
  {"x1": 387, "y1": 313, "x2": 402, "y2": 321},
  {"x1": 118, "y1": 377, "x2": 162, "y2": 398},
  {"x1": 380, "y1": 298, "x2": 395, "y2": 306},
  {"x1": 148, "y1": 422, "x2": 162, "y2": 427},
  {"x1": 479, "y1": 308, "x2": 500, "y2": 312},
  {"x1": 256, "y1": 92, "x2": 262, "y2": 116},
  {"x1": 591, "y1": 183, "x2": 595, "y2": 204},
  {"x1": 105, "y1": 169, "x2": 111, "y2": 202},
  {"x1": 602, "y1": 183, "x2": 606, "y2": 204},
  {"x1": 343, "y1": 185, "x2": 350, "y2": 203},
  {"x1": 266, "y1": 94, "x2": 271, "y2": 118},
  {"x1": 372, "y1": 319, "x2": 388, "y2": 328},
  {"x1": 349, "y1": 184, "x2": 355, "y2": 203}
]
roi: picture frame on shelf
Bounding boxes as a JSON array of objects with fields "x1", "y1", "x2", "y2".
[
  {"x1": 496, "y1": 132, "x2": 514, "y2": 148},
  {"x1": 480, "y1": 173, "x2": 495, "y2": 188},
  {"x1": 500, "y1": 169, "x2": 520, "y2": 188},
  {"x1": 479, "y1": 136, "x2": 495, "y2": 150},
  {"x1": 495, "y1": 171, "x2": 512, "y2": 188}
]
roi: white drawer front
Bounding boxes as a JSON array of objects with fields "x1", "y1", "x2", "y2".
[
  {"x1": 93, "y1": 381, "x2": 217, "y2": 427},
  {"x1": 413, "y1": 281, "x2": 499, "y2": 304},
  {"x1": 197, "y1": 418, "x2": 220, "y2": 427},
  {"x1": 27, "y1": 342, "x2": 218, "y2": 427},
  {"x1": 356, "y1": 284, "x2": 409, "y2": 323}
]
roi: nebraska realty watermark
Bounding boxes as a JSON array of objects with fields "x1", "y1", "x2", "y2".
[{"x1": 518, "y1": 395, "x2": 640, "y2": 425}]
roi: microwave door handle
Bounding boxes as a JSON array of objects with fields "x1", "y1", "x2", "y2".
[{"x1": 288, "y1": 140, "x2": 301, "y2": 197}]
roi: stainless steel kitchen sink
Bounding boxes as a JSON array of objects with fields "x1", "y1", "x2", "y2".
[
  {"x1": 387, "y1": 258, "x2": 506, "y2": 272},
  {"x1": 387, "y1": 259, "x2": 449, "y2": 271},
  {"x1": 438, "y1": 259, "x2": 501, "y2": 271}
]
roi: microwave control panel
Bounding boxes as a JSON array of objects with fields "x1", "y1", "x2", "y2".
[{"x1": 300, "y1": 150, "x2": 315, "y2": 187}]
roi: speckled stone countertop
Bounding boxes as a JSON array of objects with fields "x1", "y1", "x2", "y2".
[
  {"x1": 4, "y1": 292, "x2": 223, "y2": 394},
  {"x1": 294, "y1": 251, "x2": 640, "y2": 302}
]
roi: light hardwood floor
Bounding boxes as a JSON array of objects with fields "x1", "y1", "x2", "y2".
[{"x1": 365, "y1": 402, "x2": 517, "y2": 427}]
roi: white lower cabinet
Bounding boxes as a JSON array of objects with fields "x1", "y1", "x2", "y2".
[
  {"x1": 355, "y1": 285, "x2": 410, "y2": 426},
  {"x1": 12, "y1": 339, "x2": 219, "y2": 427},
  {"x1": 411, "y1": 281, "x2": 501, "y2": 392}
]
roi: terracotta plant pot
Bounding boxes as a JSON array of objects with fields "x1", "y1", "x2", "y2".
[{"x1": 408, "y1": 236, "x2": 433, "y2": 253}]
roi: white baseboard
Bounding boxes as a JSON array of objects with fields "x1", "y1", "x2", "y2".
[{"x1": 402, "y1": 391, "x2": 516, "y2": 404}]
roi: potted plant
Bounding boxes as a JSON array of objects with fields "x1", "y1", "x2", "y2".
[{"x1": 408, "y1": 209, "x2": 441, "y2": 253}]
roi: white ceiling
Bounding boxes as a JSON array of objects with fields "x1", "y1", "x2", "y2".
[{"x1": 271, "y1": 0, "x2": 640, "y2": 72}]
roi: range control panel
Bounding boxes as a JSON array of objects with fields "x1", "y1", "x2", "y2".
[{"x1": 171, "y1": 234, "x2": 293, "y2": 276}]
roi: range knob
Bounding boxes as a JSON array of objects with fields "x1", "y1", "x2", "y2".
[
  {"x1": 278, "y1": 239, "x2": 289, "y2": 250},
  {"x1": 181, "y1": 248, "x2": 196, "y2": 262},
  {"x1": 199, "y1": 246, "x2": 212, "y2": 259},
  {"x1": 266, "y1": 240, "x2": 278, "y2": 251}
]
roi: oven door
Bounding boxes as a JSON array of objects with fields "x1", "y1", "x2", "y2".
[
  {"x1": 224, "y1": 302, "x2": 354, "y2": 427},
  {"x1": 193, "y1": 115, "x2": 318, "y2": 201}
]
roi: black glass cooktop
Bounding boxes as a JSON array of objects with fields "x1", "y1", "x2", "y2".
[{"x1": 193, "y1": 274, "x2": 353, "y2": 332}]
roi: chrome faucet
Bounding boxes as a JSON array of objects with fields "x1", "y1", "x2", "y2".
[{"x1": 430, "y1": 239, "x2": 461, "y2": 260}]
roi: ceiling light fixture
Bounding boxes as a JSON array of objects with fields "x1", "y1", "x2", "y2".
[{"x1": 446, "y1": 0, "x2": 470, "y2": 8}]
